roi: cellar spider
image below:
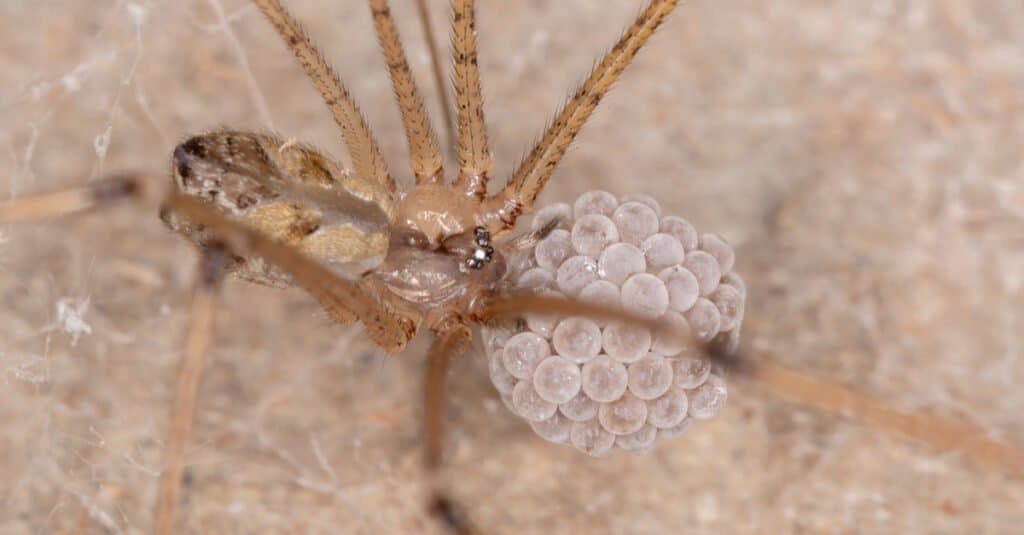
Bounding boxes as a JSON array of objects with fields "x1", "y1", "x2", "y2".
[{"x1": 2, "y1": 0, "x2": 1022, "y2": 533}]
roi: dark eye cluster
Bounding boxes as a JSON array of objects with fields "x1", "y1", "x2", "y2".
[{"x1": 466, "y1": 226, "x2": 494, "y2": 269}]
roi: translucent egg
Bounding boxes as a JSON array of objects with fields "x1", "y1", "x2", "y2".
[
  {"x1": 684, "y1": 298, "x2": 722, "y2": 342},
  {"x1": 529, "y1": 411, "x2": 572, "y2": 443},
  {"x1": 507, "y1": 250, "x2": 534, "y2": 276},
  {"x1": 657, "y1": 418, "x2": 692, "y2": 439},
  {"x1": 659, "y1": 266, "x2": 700, "y2": 312},
  {"x1": 710, "y1": 284, "x2": 744, "y2": 332},
  {"x1": 580, "y1": 355, "x2": 628, "y2": 402},
  {"x1": 512, "y1": 381, "x2": 558, "y2": 422},
  {"x1": 621, "y1": 193, "x2": 662, "y2": 216},
  {"x1": 699, "y1": 233, "x2": 735, "y2": 273},
  {"x1": 484, "y1": 190, "x2": 744, "y2": 454},
  {"x1": 533, "y1": 356, "x2": 582, "y2": 404},
  {"x1": 660, "y1": 216, "x2": 698, "y2": 251},
  {"x1": 571, "y1": 214, "x2": 619, "y2": 257},
  {"x1": 531, "y1": 202, "x2": 572, "y2": 233},
  {"x1": 559, "y1": 390, "x2": 599, "y2": 422},
  {"x1": 526, "y1": 314, "x2": 559, "y2": 339},
  {"x1": 621, "y1": 273, "x2": 669, "y2": 319},
  {"x1": 641, "y1": 233, "x2": 685, "y2": 271},
  {"x1": 573, "y1": 190, "x2": 618, "y2": 220},
  {"x1": 598, "y1": 242, "x2": 646, "y2": 285},
  {"x1": 488, "y1": 351, "x2": 516, "y2": 396},
  {"x1": 578, "y1": 280, "x2": 620, "y2": 326},
  {"x1": 612, "y1": 201, "x2": 660, "y2": 245},
  {"x1": 525, "y1": 289, "x2": 563, "y2": 338},
  {"x1": 688, "y1": 373, "x2": 727, "y2": 420},
  {"x1": 647, "y1": 387, "x2": 689, "y2": 429},
  {"x1": 615, "y1": 424, "x2": 657, "y2": 453},
  {"x1": 500, "y1": 392, "x2": 516, "y2": 414},
  {"x1": 670, "y1": 356, "x2": 711, "y2": 389},
  {"x1": 556, "y1": 255, "x2": 599, "y2": 297},
  {"x1": 721, "y1": 271, "x2": 747, "y2": 296},
  {"x1": 627, "y1": 353, "x2": 674, "y2": 400},
  {"x1": 683, "y1": 250, "x2": 721, "y2": 296},
  {"x1": 570, "y1": 418, "x2": 616, "y2": 456},
  {"x1": 502, "y1": 332, "x2": 550, "y2": 380},
  {"x1": 598, "y1": 392, "x2": 648, "y2": 435},
  {"x1": 516, "y1": 267, "x2": 554, "y2": 292},
  {"x1": 602, "y1": 321, "x2": 652, "y2": 363},
  {"x1": 651, "y1": 311, "x2": 690, "y2": 357},
  {"x1": 535, "y1": 229, "x2": 573, "y2": 271},
  {"x1": 552, "y1": 317, "x2": 602, "y2": 363},
  {"x1": 484, "y1": 327, "x2": 512, "y2": 358}
]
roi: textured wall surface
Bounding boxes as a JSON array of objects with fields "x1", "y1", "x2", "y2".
[{"x1": 2, "y1": 1, "x2": 1023, "y2": 533}]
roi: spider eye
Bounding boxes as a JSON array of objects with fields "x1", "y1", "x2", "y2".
[{"x1": 466, "y1": 227, "x2": 494, "y2": 270}]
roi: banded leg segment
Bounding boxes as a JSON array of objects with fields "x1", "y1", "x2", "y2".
[
  {"x1": 0, "y1": 175, "x2": 146, "y2": 223},
  {"x1": 451, "y1": 0, "x2": 493, "y2": 199},
  {"x1": 153, "y1": 246, "x2": 229, "y2": 535},
  {"x1": 370, "y1": 0, "x2": 444, "y2": 184},
  {"x1": 252, "y1": 0, "x2": 396, "y2": 194},
  {"x1": 482, "y1": 0, "x2": 682, "y2": 234},
  {"x1": 415, "y1": 0, "x2": 457, "y2": 159}
]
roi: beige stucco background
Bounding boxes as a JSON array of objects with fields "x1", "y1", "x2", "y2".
[{"x1": 2, "y1": 1, "x2": 1023, "y2": 533}]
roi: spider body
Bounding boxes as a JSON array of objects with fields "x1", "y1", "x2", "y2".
[{"x1": 166, "y1": 128, "x2": 512, "y2": 335}]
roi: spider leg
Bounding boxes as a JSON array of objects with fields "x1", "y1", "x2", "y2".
[
  {"x1": 370, "y1": 0, "x2": 444, "y2": 184},
  {"x1": 479, "y1": 293, "x2": 674, "y2": 340},
  {"x1": 480, "y1": 0, "x2": 682, "y2": 235},
  {"x1": 423, "y1": 319, "x2": 478, "y2": 535},
  {"x1": 166, "y1": 193, "x2": 418, "y2": 353},
  {"x1": 0, "y1": 174, "x2": 146, "y2": 223},
  {"x1": 729, "y1": 357, "x2": 1024, "y2": 478},
  {"x1": 252, "y1": 0, "x2": 397, "y2": 194},
  {"x1": 482, "y1": 294, "x2": 1024, "y2": 477},
  {"x1": 153, "y1": 245, "x2": 229, "y2": 535},
  {"x1": 415, "y1": 0, "x2": 456, "y2": 160},
  {"x1": 450, "y1": 0, "x2": 493, "y2": 200}
]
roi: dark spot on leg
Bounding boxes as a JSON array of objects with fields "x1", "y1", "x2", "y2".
[
  {"x1": 429, "y1": 495, "x2": 474, "y2": 535},
  {"x1": 91, "y1": 175, "x2": 140, "y2": 202}
]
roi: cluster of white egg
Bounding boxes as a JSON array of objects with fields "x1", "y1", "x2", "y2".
[{"x1": 483, "y1": 191, "x2": 745, "y2": 456}]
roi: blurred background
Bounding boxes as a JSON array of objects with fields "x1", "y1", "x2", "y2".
[{"x1": 2, "y1": 0, "x2": 1023, "y2": 533}]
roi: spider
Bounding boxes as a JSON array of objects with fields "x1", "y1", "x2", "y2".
[{"x1": 2, "y1": 0, "x2": 1022, "y2": 533}]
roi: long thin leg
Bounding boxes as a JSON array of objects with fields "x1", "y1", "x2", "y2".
[
  {"x1": 165, "y1": 193, "x2": 418, "y2": 353},
  {"x1": 252, "y1": 0, "x2": 397, "y2": 194},
  {"x1": 415, "y1": 0, "x2": 457, "y2": 160},
  {"x1": 478, "y1": 293, "x2": 675, "y2": 339},
  {"x1": 730, "y1": 358, "x2": 1024, "y2": 478},
  {"x1": 481, "y1": 0, "x2": 681, "y2": 234},
  {"x1": 1, "y1": 179, "x2": 414, "y2": 351},
  {"x1": 483, "y1": 294, "x2": 1024, "y2": 477},
  {"x1": 370, "y1": 0, "x2": 444, "y2": 184},
  {"x1": 0, "y1": 175, "x2": 144, "y2": 223},
  {"x1": 153, "y1": 246, "x2": 229, "y2": 535},
  {"x1": 423, "y1": 320, "x2": 477, "y2": 534},
  {"x1": 450, "y1": 0, "x2": 493, "y2": 199}
]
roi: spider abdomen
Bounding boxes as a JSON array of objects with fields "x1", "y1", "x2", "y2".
[{"x1": 163, "y1": 130, "x2": 392, "y2": 284}]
